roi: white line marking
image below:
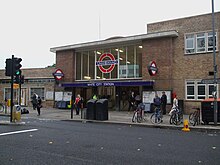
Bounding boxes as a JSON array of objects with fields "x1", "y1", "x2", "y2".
[{"x1": 0, "y1": 129, "x2": 38, "y2": 136}]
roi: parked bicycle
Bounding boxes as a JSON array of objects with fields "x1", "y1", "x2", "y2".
[
  {"x1": 132, "y1": 103, "x2": 146, "y2": 123},
  {"x1": 150, "y1": 107, "x2": 163, "y2": 124},
  {"x1": 0, "y1": 103, "x2": 5, "y2": 113},
  {"x1": 169, "y1": 107, "x2": 183, "y2": 125},
  {"x1": 189, "y1": 108, "x2": 200, "y2": 126}
]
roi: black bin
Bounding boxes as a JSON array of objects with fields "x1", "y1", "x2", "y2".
[
  {"x1": 86, "y1": 99, "x2": 97, "y2": 120},
  {"x1": 56, "y1": 101, "x2": 67, "y2": 109},
  {"x1": 96, "y1": 99, "x2": 108, "y2": 120},
  {"x1": 201, "y1": 99, "x2": 220, "y2": 124}
]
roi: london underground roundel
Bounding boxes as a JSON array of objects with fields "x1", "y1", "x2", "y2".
[
  {"x1": 96, "y1": 53, "x2": 118, "y2": 73},
  {"x1": 148, "y1": 61, "x2": 158, "y2": 76},
  {"x1": 53, "y1": 69, "x2": 64, "y2": 80}
]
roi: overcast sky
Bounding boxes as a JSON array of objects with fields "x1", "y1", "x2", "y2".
[{"x1": 0, "y1": 0, "x2": 219, "y2": 69}]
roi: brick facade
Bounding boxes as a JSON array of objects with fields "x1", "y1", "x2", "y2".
[
  {"x1": 147, "y1": 12, "x2": 220, "y2": 113},
  {"x1": 50, "y1": 12, "x2": 220, "y2": 113},
  {"x1": 0, "y1": 67, "x2": 56, "y2": 108}
]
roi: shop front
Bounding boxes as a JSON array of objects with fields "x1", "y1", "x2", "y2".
[{"x1": 62, "y1": 80, "x2": 154, "y2": 111}]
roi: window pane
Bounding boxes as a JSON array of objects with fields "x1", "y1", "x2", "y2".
[
  {"x1": 185, "y1": 34, "x2": 195, "y2": 54},
  {"x1": 209, "y1": 85, "x2": 214, "y2": 95},
  {"x1": 89, "y1": 51, "x2": 95, "y2": 79},
  {"x1": 111, "y1": 48, "x2": 119, "y2": 79},
  {"x1": 119, "y1": 47, "x2": 127, "y2": 78},
  {"x1": 196, "y1": 33, "x2": 205, "y2": 52},
  {"x1": 187, "y1": 86, "x2": 194, "y2": 95},
  {"x1": 208, "y1": 32, "x2": 217, "y2": 51},
  {"x1": 127, "y1": 46, "x2": 135, "y2": 78},
  {"x1": 76, "y1": 52, "x2": 81, "y2": 80},
  {"x1": 82, "y1": 52, "x2": 89, "y2": 80},
  {"x1": 198, "y1": 85, "x2": 205, "y2": 95}
]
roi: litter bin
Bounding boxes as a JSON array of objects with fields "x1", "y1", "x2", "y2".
[
  {"x1": 201, "y1": 98, "x2": 220, "y2": 124},
  {"x1": 86, "y1": 99, "x2": 97, "y2": 120},
  {"x1": 96, "y1": 99, "x2": 108, "y2": 120}
]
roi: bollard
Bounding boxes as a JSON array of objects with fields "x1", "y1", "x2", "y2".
[{"x1": 182, "y1": 119, "x2": 190, "y2": 132}]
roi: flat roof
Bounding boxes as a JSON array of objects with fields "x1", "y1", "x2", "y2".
[{"x1": 50, "y1": 30, "x2": 178, "y2": 53}]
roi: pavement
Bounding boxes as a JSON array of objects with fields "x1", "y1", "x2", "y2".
[{"x1": 0, "y1": 106, "x2": 220, "y2": 132}]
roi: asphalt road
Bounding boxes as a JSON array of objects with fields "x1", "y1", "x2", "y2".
[{"x1": 0, "y1": 117, "x2": 220, "y2": 165}]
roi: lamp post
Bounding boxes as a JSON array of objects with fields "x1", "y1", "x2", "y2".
[{"x1": 212, "y1": 0, "x2": 217, "y2": 126}]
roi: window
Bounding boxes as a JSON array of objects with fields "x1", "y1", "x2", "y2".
[
  {"x1": 208, "y1": 32, "x2": 217, "y2": 52},
  {"x1": 185, "y1": 34, "x2": 195, "y2": 54},
  {"x1": 75, "y1": 44, "x2": 142, "y2": 80},
  {"x1": 196, "y1": 33, "x2": 206, "y2": 53},
  {"x1": 30, "y1": 88, "x2": 45, "y2": 100},
  {"x1": 185, "y1": 32, "x2": 218, "y2": 54},
  {"x1": 4, "y1": 88, "x2": 18, "y2": 101},
  {"x1": 186, "y1": 80, "x2": 216, "y2": 100}
]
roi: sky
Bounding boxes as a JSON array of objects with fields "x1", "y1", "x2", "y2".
[{"x1": 0, "y1": 0, "x2": 220, "y2": 69}]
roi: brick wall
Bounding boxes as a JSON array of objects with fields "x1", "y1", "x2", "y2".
[
  {"x1": 56, "y1": 50, "x2": 75, "y2": 82},
  {"x1": 147, "y1": 12, "x2": 220, "y2": 113}
]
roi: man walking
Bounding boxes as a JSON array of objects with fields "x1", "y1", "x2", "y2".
[{"x1": 161, "y1": 91, "x2": 167, "y2": 115}]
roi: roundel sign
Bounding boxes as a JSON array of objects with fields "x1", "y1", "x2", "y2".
[
  {"x1": 148, "y1": 61, "x2": 158, "y2": 76},
  {"x1": 53, "y1": 69, "x2": 64, "y2": 80},
  {"x1": 96, "y1": 53, "x2": 118, "y2": 73}
]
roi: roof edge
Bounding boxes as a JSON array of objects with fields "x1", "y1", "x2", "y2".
[{"x1": 50, "y1": 30, "x2": 178, "y2": 53}]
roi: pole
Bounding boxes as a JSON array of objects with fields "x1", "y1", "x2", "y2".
[
  {"x1": 212, "y1": 0, "x2": 217, "y2": 125},
  {"x1": 10, "y1": 55, "x2": 14, "y2": 122},
  {"x1": 19, "y1": 74, "x2": 21, "y2": 106}
]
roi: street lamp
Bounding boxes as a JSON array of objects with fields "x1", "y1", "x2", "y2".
[{"x1": 211, "y1": 0, "x2": 217, "y2": 125}]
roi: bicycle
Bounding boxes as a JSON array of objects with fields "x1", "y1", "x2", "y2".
[
  {"x1": 189, "y1": 108, "x2": 200, "y2": 126},
  {"x1": 169, "y1": 107, "x2": 183, "y2": 125},
  {"x1": 150, "y1": 106, "x2": 163, "y2": 124},
  {"x1": 0, "y1": 103, "x2": 5, "y2": 113},
  {"x1": 132, "y1": 103, "x2": 146, "y2": 123}
]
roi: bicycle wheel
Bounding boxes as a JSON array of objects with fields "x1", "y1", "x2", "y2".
[
  {"x1": 175, "y1": 113, "x2": 182, "y2": 125},
  {"x1": 189, "y1": 112, "x2": 194, "y2": 124},
  {"x1": 150, "y1": 113, "x2": 162, "y2": 124},
  {"x1": 132, "y1": 111, "x2": 138, "y2": 122},
  {"x1": 0, "y1": 103, "x2": 4, "y2": 113},
  {"x1": 169, "y1": 114, "x2": 175, "y2": 125}
]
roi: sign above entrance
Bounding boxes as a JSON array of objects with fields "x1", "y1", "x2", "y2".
[
  {"x1": 53, "y1": 69, "x2": 64, "y2": 80},
  {"x1": 96, "y1": 53, "x2": 118, "y2": 73}
]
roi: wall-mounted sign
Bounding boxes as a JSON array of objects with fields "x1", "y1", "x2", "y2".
[
  {"x1": 148, "y1": 61, "x2": 158, "y2": 76},
  {"x1": 53, "y1": 69, "x2": 64, "y2": 80},
  {"x1": 96, "y1": 53, "x2": 118, "y2": 73}
]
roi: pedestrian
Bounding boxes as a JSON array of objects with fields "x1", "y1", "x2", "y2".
[
  {"x1": 135, "y1": 92, "x2": 141, "y2": 106},
  {"x1": 153, "y1": 93, "x2": 161, "y2": 109},
  {"x1": 161, "y1": 91, "x2": 167, "y2": 115},
  {"x1": 169, "y1": 93, "x2": 178, "y2": 115},
  {"x1": 93, "y1": 94, "x2": 98, "y2": 100},
  {"x1": 31, "y1": 93, "x2": 38, "y2": 110},
  {"x1": 128, "y1": 91, "x2": 135, "y2": 111},
  {"x1": 74, "y1": 94, "x2": 83, "y2": 115},
  {"x1": 36, "y1": 96, "x2": 42, "y2": 116}
]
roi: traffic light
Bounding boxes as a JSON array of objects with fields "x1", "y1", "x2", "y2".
[
  {"x1": 5, "y1": 59, "x2": 12, "y2": 76},
  {"x1": 13, "y1": 58, "x2": 22, "y2": 76}
]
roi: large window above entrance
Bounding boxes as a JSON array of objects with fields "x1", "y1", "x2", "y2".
[{"x1": 75, "y1": 45, "x2": 142, "y2": 80}]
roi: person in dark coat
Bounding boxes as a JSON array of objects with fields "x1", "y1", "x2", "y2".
[
  {"x1": 128, "y1": 91, "x2": 135, "y2": 111},
  {"x1": 31, "y1": 93, "x2": 38, "y2": 110},
  {"x1": 161, "y1": 91, "x2": 167, "y2": 115},
  {"x1": 36, "y1": 96, "x2": 42, "y2": 116}
]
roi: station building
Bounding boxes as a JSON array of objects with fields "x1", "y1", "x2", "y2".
[
  {"x1": 49, "y1": 12, "x2": 219, "y2": 113},
  {"x1": 0, "y1": 67, "x2": 55, "y2": 108}
]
